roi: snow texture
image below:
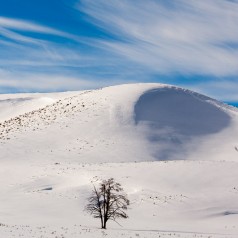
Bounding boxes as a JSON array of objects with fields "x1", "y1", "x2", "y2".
[{"x1": 0, "y1": 83, "x2": 238, "y2": 238}]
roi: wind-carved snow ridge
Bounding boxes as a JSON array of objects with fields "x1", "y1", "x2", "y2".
[{"x1": 134, "y1": 86, "x2": 232, "y2": 160}]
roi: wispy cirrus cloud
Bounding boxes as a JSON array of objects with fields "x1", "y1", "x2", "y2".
[
  {"x1": 185, "y1": 79, "x2": 238, "y2": 102},
  {"x1": 1, "y1": 1, "x2": 238, "y2": 100},
  {"x1": 77, "y1": 0, "x2": 238, "y2": 76},
  {"x1": 0, "y1": 16, "x2": 72, "y2": 60},
  {"x1": 0, "y1": 15, "x2": 142, "y2": 93},
  {"x1": 0, "y1": 16, "x2": 75, "y2": 44},
  {"x1": 0, "y1": 16, "x2": 105, "y2": 92},
  {"x1": 0, "y1": 16, "x2": 63, "y2": 34},
  {"x1": 0, "y1": 69, "x2": 118, "y2": 93}
]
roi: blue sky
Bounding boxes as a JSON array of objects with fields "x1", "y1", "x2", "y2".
[{"x1": 0, "y1": 0, "x2": 238, "y2": 102}]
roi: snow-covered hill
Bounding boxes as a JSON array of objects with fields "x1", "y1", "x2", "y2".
[{"x1": 0, "y1": 83, "x2": 238, "y2": 237}]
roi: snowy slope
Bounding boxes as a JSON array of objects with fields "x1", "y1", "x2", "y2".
[
  {"x1": 0, "y1": 91, "x2": 80, "y2": 122},
  {"x1": 0, "y1": 83, "x2": 238, "y2": 238}
]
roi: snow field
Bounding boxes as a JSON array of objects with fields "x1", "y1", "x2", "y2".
[{"x1": 0, "y1": 83, "x2": 238, "y2": 237}]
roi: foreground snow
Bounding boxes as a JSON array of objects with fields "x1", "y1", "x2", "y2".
[
  {"x1": 0, "y1": 83, "x2": 237, "y2": 237},
  {"x1": 1, "y1": 161, "x2": 238, "y2": 237}
]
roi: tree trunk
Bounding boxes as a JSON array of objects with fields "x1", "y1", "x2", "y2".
[
  {"x1": 102, "y1": 221, "x2": 106, "y2": 229},
  {"x1": 102, "y1": 184, "x2": 106, "y2": 229},
  {"x1": 100, "y1": 215, "x2": 103, "y2": 229}
]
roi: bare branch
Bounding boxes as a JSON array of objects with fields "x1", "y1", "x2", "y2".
[{"x1": 85, "y1": 178, "x2": 130, "y2": 229}]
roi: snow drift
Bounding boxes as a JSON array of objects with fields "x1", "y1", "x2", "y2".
[
  {"x1": 0, "y1": 83, "x2": 238, "y2": 237},
  {"x1": 135, "y1": 87, "x2": 231, "y2": 136},
  {"x1": 0, "y1": 83, "x2": 237, "y2": 163},
  {"x1": 134, "y1": 86, "x2": 235, "y2": 160}
]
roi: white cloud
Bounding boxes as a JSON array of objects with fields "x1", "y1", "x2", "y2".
[
  {"x1": 0, "y1": 16, "x2": 67, "y2": 36},
  {"x1": 0, "y1": 16, "x2": 68, "y2": 48},
  {"x1": 0, "y1": 16, "x2": 94, "y2": 72},
  {"x1": 0, "y1": 16, "x2": 140, "y2": 93},
  {"x1": 0, "y1": 26, "x2": 44, "y2": 45},
  {"x1": 78, "y1": 0, "x2": 238, "y2": 76},
  {"x1": 0, "y1": 69, "x2": 99, "y2": 92},
  {"x1": 0, "y1": 16, "x2": 84, "y2": 46},
  {"x1": 0, "y1": 69, "x2": 129, "y2": 93},
  {"x1": 1, "y1": 3, "x2": 238, "y2": 99},
  {"x1": 185, "y1": 80, "x2": 238, "y2": 101}
]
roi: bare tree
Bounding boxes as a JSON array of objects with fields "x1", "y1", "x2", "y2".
[{"x1": 85, "y1": 178, "x2": 129, "y2": 229}]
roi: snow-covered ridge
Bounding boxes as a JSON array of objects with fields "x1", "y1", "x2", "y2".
[
  {"x1": 0, "y1": 83, "x2": 237, "y2": 161},
  {"x1": 0, "y1": 83, "x2": 238, "y2": 237},
  {"x1": 0, "y1": 91, "x2": 83, "y2": 122},
  {"x1": 0, "y1": 90, "x2": 93, "y2": 140}
]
